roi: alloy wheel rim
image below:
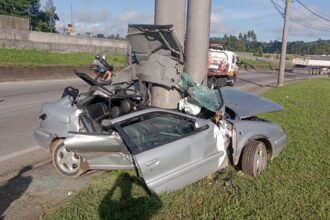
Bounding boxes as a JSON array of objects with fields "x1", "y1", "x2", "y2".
[
  {"x1": 255, "y1": 144, "x2": 267, "y2": 175},
  {"x1": 56, "y1": 145, "x2": 80, "y2": 174}
]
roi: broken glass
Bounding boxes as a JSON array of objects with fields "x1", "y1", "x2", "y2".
[{"x1": 179, "y1": 73, "x2": 224, "y2": 112}]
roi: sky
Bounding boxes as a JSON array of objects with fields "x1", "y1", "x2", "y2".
[{"x1": 40, "y1": 0, "x2": 330, "y2": 42}]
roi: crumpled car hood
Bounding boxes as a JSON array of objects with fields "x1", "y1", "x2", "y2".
[
  {"x1": 221, "y1": 87, "x2": 283, "y2": 119},
  {"x1": 127, "y1": 24, "x2": 184, "y2": 63},
  {"x1": 111, "y1": 24, "x2": 184, "y2": 88}
]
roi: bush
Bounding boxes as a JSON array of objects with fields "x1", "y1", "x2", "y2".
[{"x1": 253, "y1": 46, "x2": 264, "y2": 57}]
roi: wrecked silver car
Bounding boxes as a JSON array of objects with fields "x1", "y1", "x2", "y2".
[{"x1": 35, "y1": 25, "x2": 287, "y2": 194}]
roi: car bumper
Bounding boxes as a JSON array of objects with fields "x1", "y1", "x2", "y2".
[
  {"x1": 208, "y1": 76, "x2": 235, "y2": 87},
  {"x1": 34, "y1": 128, "x2": 56, "y2": 150},
  {"x1": 271, "y1": 132, "x2": 287, "y2": 159}
]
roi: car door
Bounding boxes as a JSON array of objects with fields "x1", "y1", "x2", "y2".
[
  {"x1": 116, "y1": 111, "x2": 226, "y2": 193},
  {"x1": 64, "y1": 132, "x2": 134, "y2": 171}
]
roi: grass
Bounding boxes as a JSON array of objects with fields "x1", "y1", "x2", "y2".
[
  {"x1": 236, "y1": 52, "x2": 296, "y2": 61},
  {"x1": 0, "y1": 48, "x2": 126, "y2": 69},
  {"x1": 48, "y1": 79, "x2": 330, "y2": 220},
  {"x1": 241, "y1": 59, "x2": 274, "y2": 70}
]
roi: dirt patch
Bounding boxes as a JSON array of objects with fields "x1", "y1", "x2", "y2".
[
  {"x1": 0, "y1": 162, "x2": 102, "y2": 220},
  {"x1": 0, "y1": 66, "x2": 91, "y2": 82}
]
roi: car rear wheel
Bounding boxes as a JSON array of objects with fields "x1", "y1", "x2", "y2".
[
  {"x1": 51, "y1": 139, "x2": 82, "y2": 177},
  {"x1": 241, "y1": 140, "x2": 267, "y2": 177}
]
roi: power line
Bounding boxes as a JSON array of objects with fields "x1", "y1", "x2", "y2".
[
  {"x1": 270, "y1": 0, "x2": 284, "y2": 17},
  {"x1": 290, "y1": 17, "x2": 330, "y2": 32},
  {"x1": 280, "y1": 0, "x2": 330, "y2": 28},
  {"x1": 270, "y1": 0, "x2": 330, "y2": 32},
  {"x1": 296, "y1": 0, "x2": 330, "y2": 22}
]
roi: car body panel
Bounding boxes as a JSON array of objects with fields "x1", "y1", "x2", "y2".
[
  {"x1": 127, "y1": 24, "x2": 184, "y2": 63},
  {"x1": 64, "y1": 132, "x2": 127, "y2": 153},
  {"x1": 63, "y1": 108, "x2": 227, "y2": 193},
  {"x1": 34, "y1": 127, "x2": 57, "y2": 149},
  {"x1": 64, "y1": 132, "x2": 134, "y2": 170},
  {"x1": 221, "y1": 87, "x2": 283, "y2": 119},
  {"x1": 119, "y1": 111, "x2": 226, "y2": 193},
  {"x1": 135, "y1": 150, "x2": 223, "y2": 193},
  {"x1": 80, "y1": 152, "x2": 134, "y2": 170},
  {"x1": 35, "y1": 96, "x2": 82, "y2": 149},
  {"x1": 230, "y1": 119, "x2": 287, "y2": 164},
  {"x1": 111, "y1": 25, "x2": 184, "y2": 89}
]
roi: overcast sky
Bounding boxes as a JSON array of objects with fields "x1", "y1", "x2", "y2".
[{"x1": 41, "y1": 0, "x2": 330, "y2": 42}]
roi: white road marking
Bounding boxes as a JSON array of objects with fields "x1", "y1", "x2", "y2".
[{"x1": 0, "y1": 146, "x2": 46, "y2": 163}]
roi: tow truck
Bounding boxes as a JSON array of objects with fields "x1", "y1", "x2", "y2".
[{"x1": 207, "y1": 44, "x2": 239, "y2": 88}]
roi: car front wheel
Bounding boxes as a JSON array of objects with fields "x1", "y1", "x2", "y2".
[
  {"x1": 241, "y1": 140, "x2": 268, "y2": 177},
  {"x1": 51, "y1": 139, "x2": 82, "y2": 177}
]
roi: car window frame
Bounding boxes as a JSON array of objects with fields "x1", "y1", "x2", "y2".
[{"x1": 114, "y1": 111, "x2": 209, "y2": 155}]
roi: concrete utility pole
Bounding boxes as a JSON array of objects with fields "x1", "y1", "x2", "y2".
[
  {"x1": 278, "y1": 0, "x2": 291, "y2": 87},
  {"x1": 154, "y1": 0, "x2": 186, "y2": 47},
  {"x1": 152, "y1": 0, "x2": 186, "y2": 108},
  {"x1": 184, "y1": 0, "x2": 212, "y2": 85}
]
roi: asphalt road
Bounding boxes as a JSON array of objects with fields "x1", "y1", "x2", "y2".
[
  {"x1": 0, "y1": 79, "x2": 89, "y2": 176},
  {"x1": 0, "y1": 70, "x2": 323, "y2": 176}
]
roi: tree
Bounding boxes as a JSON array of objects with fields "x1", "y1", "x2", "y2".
[
  {"x1": 209, "y1": 32, "x2": 330, "y2": 55},
  {"x1": 0, "y1": 0, "x2": 59, "y2": 32},
  {"x1": 253, "y1": 46, "x2": 263, "y2": 57},
  {"x1": 247, "y1": 30, "x2": 251, "y2": 42},
  {"x1": 250, "y1": 30, "x2": 257, "y2": 42},
  {"x1": 243, "y1": 33, "x2": 247, "y2": 41},
  {"x1": 29, "y1": 0, "x2": 41, "y2": 29},
  {"x1": 43, "y1": 0, "x2": 58, "y2": 32},
  {"x1": 238, "y1": 33, "x2": 243, "y2": 40},
  {"x1": 0, "y1": 0, "x2": 40, "y2": 18}
]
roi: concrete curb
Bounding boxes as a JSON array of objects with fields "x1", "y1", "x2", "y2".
[{"x1": 0, "y1": 66, "x2": 91, "y2": 82}]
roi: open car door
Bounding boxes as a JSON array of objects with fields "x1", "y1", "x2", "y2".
[
  {"x1": 64, "y1": 132, "x2": 134, "y2": 171},
  {"x1": 115, "y1": 110, "x2": 227, "y2": 194}
]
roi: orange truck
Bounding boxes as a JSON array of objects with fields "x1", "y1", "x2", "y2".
[{"x1": 207, "y1": 44, "x2": 239, "y2": 88}]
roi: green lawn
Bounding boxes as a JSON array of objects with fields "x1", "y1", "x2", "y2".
[
  {"x1": 0, "y1": 48, "x2": 126, "y2": 69},
  {"x1": 241, "y1": 59, "x2": 274, "y2": 71},
  {"x1": 48, "y1": 79, "x2": 330, "y2": 220}
]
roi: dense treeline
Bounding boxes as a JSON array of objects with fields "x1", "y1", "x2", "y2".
[
  {"x1": 0, "y1": 0, "x2": 58, "y2": 32},
  {"x1": 210, "y1": 31, "x2": 330, "y2": 55}
]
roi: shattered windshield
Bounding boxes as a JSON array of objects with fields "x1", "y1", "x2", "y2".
[{"x1": 179, "y1": 73, "x2": 224, "y2": 112}]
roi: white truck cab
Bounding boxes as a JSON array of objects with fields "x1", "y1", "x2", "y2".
[{"x1": 207, "y1": 44, "x2": 239, "y2": 88}]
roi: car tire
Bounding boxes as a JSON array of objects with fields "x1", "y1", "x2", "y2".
[
  {"x1": 51, "y1": 139, "x2": 83, "y2": 177},
  {"x1": 229, "y1": 80, "x2": 235, "y2": 87},
  {"x1": 207, "y1": 77, "x2": 217, "y2": 89},
  {"x1": 241, "y1": 140, "x2": 268, "y2": 177},
  {"x1": 229, "y1": 75, "x2": 236, "y2": 87}
]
